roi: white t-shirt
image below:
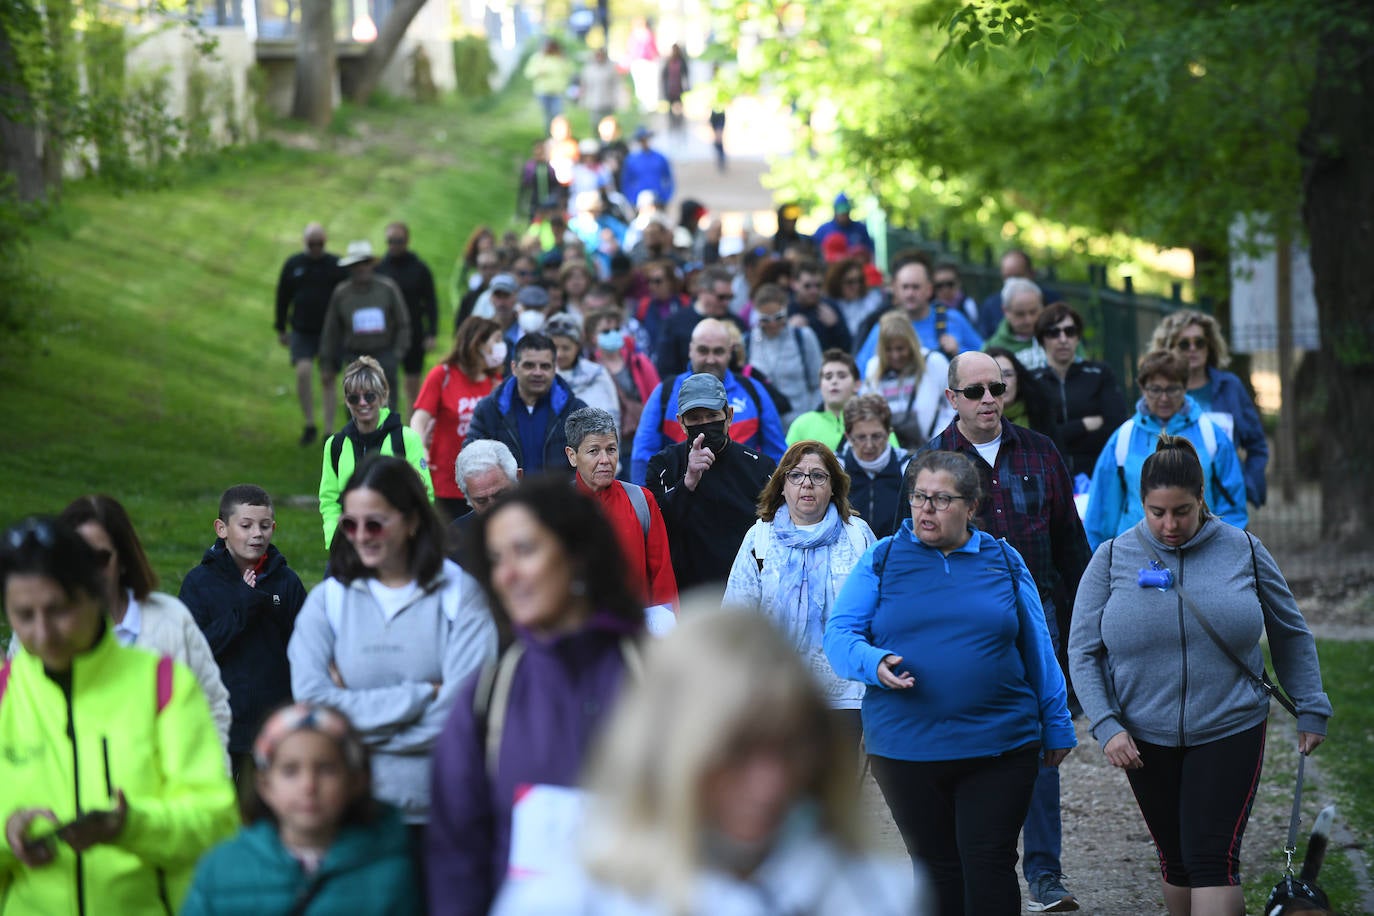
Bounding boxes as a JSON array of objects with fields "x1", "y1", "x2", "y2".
[
  {"x1": 366, "y1": 579, "x2": 419, "y2": 622},
  {"x1": 973, "y1": 433, "x2": 1002, "y2": 468}
]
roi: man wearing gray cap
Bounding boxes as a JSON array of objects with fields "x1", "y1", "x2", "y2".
[
  {"x1": 319, "y1": 239, "x2": 411, "y2": 412},
  {"x1": 645, "y1": 372, "x2": 776, "y2": 593}
]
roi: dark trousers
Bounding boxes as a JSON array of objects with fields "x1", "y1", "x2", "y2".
[
  {"x1": 1126, "y1": 721, "x2": 1266, "y2": 888},
  {"x1": 871, "y1": 745, "x2": 1040, "y2": 916}
]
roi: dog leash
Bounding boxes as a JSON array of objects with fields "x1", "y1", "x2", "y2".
[{"x1": 1284, "y1": 751, "x2": 1306, "y2": 875}]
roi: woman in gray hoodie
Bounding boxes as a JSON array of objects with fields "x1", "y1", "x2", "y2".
[{"x1": 1069, "y1": 436, "x2": 1330, "y2": 916}]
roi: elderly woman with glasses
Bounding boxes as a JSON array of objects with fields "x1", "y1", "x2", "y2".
[
  {"x1": 1150, "y1": 309, "x2": 1269, "y2": 508},
  {"x1": 724, "y1": 441, "x2": 875, "y2": 735},
  {"x1": 1083, "y1": 350, "x2": 1248, "y2": 549},
  {"x1": 825, "y1": 449, "x2": 1074, "y2": 915},
  {"x1": 320, "y1": 356, "x2": 434, "y2": 547},
  {"x1": 1028, "y1": 303, "x2": 1129, "y2": 478}
]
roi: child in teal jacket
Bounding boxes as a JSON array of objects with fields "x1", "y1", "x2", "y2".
[{"x1": 181, "y1": 703, "x2": 421, "y2": 915}]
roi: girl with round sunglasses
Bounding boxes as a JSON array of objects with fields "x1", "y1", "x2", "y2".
[
  {"x1": 319, "y1": 357, "x2": 433, "y2": 548},
  {"x1": 291, "y1": 454, "x2": 497, "y2": 860}
]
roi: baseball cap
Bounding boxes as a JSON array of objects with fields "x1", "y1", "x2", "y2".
[
  {"x1": 489, "y1": 274, "x2": 517, "y2": 293},
  {"x1": 677, "y1": 373, "x2": 728, "y2": 414}
]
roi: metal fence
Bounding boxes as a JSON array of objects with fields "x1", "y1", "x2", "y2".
[{"x1": 882, "y1": 226, "x2": 1373, "y2": 587}]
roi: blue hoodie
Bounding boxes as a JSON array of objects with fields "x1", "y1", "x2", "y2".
[{"x1": 1084, "y1": 394, "x2": 1248, "y2": 549}]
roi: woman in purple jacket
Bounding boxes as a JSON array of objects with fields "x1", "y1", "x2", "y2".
[{"x1": 425, "y1": 476, "x2": 645, "y2": 915}]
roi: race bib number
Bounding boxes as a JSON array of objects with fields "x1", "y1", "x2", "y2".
[
  {"x1": 507, "y1": 783, "x2": 586, "y2": 881},
  {"x1": 351, "y1": 307, "x2": 386, "y2": 335}
]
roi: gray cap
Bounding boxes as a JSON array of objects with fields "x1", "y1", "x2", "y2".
[
  {"x1": 517, "y1": 285, "x2": 550, "y2": 309},
  {"x1": 677, "y1": 373, "x2": 728, "y2": 414},
  {"x1": 545, "y1": 313, "x2": 582, "y2": 343},
  {"x1": 489, "y1": 273, "x2": 517, "y2": 293}
]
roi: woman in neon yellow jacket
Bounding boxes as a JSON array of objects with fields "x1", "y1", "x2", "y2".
[{"x1": 0, "y1": 516, "x2": 238, "y2": 915}]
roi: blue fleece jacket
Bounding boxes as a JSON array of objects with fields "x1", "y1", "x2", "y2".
[
  {"x1": 1192, "y1": 367, "x2": 1269, "y2": 507},
  {"x1": 824, "y1": 524, "x2": 1075, "y2": 762},
  {"x1": 1083, "y1": 395, "x2": 1248, "y2": 549}
]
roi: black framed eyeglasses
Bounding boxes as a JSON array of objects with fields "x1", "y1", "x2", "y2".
[
  {"x1": 950, "y1": 382, "x2": 1007, "y2": 400},
  {"x1": 910, "y1": 491, "x2": 967, "y2": 511},
  {"x1": 785, "y1": 470, "x2": 831, "y2": 487},
  {"x1": 345, "y1": 391, "x2": 381, "y2": 406},
  {"x1": 1143, "y1": 385, "x2": 1184, "y2": 398}
]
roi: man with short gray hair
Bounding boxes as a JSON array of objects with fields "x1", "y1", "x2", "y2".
[
  {"x1": 448, "y1": 439, "x2": 522, "y2": 565},
  {"x1": 983, "y1": 277, "x2": 1048, "y2": 370},
  {"x1": 564, "y1": 407, "x2": 677, "y2": 612}
]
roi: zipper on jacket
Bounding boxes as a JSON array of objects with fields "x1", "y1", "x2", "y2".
[
  {"x1": 1175, "y1": 551, "x2": 1187, "y2": 746},
  {"x1": 155, "y1": 868, "x2": 172, "y2": 916},
  {"x1": 63, "y1": 680, "x2": 87, "y2": 916}
]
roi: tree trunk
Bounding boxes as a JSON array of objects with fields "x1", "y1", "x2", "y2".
[
  {"x1": 1299, "y1": 4, "x2": 1374, "y2": 540},
  {"x1": 40, "y1": 0, "x2": 76, "y2": 190},
  {"x1": 291, "y1": 0, "x2": 336, "y2": 126},
  {"x1": 344, "y1": 0, "x2": 427, "y2": 104},
  {"x1": 0, "y1": 13, "x2": 45, "y2": 203}
]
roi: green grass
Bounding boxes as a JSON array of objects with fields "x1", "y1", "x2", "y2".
[
  {"x1": 0, "y1": 87, "x2": 543, "y2": 596},
  {"x1": 1244, "y1": 639, "x2": 1374, "y2": 914}
]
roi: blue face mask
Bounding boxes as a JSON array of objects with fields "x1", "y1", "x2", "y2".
[{"x1": 596, "y1": 329, "x2": 625, "y2": 351}]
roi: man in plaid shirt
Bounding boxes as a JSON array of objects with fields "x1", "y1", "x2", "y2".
[{"x1": 923, "y1": 350, "x2": 1091, "y2": 913}]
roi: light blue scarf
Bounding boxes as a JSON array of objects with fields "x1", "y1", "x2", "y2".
[{"x1": 771, "y1": 503, "x2": 844, "y2": 649}]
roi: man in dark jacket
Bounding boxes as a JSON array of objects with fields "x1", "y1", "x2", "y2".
[
  {"x1": 646, "y1": 373, "x2": 776, "y2": 596},
  {"x1": 375, "y1": 221, "x2": 439, "y2": 413},
  {"x1": 178, "y1": 485, "x2": 306, "y2": 797},
  {"x1": 274, "y1": 222, "x2": 348, "y2": 445},
  {"x1": 465, "y1": 333, "x2": 587, "y2": 475}
]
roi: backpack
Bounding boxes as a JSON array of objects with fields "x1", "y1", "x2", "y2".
[
  {"x1": 472, "y1": 636, "x2": 643, "y2": 775},
  {"x1": 1112, "y1": 414, "x2": 1221, "y2": 503},
  {"x1": 330, "y1": 426, "x2": 407, "y2": 478},
  {"x1": 619, "y1": 480, "x2": 651, "y2": 539},
  {"x1": 752, "y1": 518, "x2": 870, "y2": 572}
]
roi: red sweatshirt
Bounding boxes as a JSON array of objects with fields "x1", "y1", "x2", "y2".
[{"x1": 576, "y1": 474, "x2": 678, "y2": 608}]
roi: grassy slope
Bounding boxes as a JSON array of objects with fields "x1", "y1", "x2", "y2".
[{"x1": 0, "y1": 91, "x2": 539, "y2": 591}]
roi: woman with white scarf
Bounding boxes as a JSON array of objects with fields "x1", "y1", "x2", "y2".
[{"x1": 724, "y1": 440, "x2": 875, "y2": 739}]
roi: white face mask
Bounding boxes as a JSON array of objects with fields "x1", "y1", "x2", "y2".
[
  {"x1": 518, "y1": 310, "x2": 546, "y2": 334},
  {"x1": 485, "y1": 340, "x2": 508, "y2": 368}
]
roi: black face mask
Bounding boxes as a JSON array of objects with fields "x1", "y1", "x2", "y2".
[{"x1": 684, "y1": 420, "x2": 730, "y2": 455}]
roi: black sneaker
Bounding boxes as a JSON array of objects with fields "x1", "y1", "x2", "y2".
[
  {"x1": 299, "y1": 425, "x2": 318, "y2": 446},
  {"x1": 1027, "y1": 874, "x2": 1078, "y2": 912}
]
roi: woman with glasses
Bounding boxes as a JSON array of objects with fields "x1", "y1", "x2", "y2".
[
  {"x1": 825, "y1": 450, "x2": 1074, "y2": 915},
  {"x1": 0, "y1": 516, "x2": 238, "y2": 914},
  {"x1": 54, "y1": 496, "x2": 233, "y2": 757},
  {"x1": 1150, "y1": 309, "x2": 1269, "y2": 508},
  {"x1": 747, "y1": 284, "x2": 824, "y2": 428},
  {"x1": 840, "y1": 394, "x2": 909, "y2": 539},
  {"x1": 862, "y1": 312, "x2": 953, "y2": 449},
  {"x1": 1083, "y1": 350, "x2": 1248, "y2": 549},
  {"x1": 291, "y1": 454, "x2": 496, "y2": 853},
  {"x1": 724, "y1": 441, "x2": 875, "y2": 737},
  {"x1": 1029, "y1": 303, "x2": 1129, "y2": 478},
  {"x1": 320, "y1": 356, "x2": 434, "y2": 547}
]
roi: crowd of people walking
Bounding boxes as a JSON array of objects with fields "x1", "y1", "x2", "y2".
[{"x1": 0, "y1": 29, "x2": 1334, "y2": 916}]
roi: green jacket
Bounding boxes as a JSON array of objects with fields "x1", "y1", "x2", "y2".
[
  {"x1": 319, "y1": 408, "x2": 434, "y2": 547},
  {"x1": 0, "y1": 629, "x2": 238, "y2": 914},
  {"x1": 180, "y1": 806, "x2": 420, "y2": 916}
]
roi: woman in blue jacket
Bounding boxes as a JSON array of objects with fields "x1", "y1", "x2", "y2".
[
  {"x1": 1150, "y1": 310, "x2": 1268, "y2": 507},
  {"x1": 1084, "y1": 350, "x2": 1248, "y2": 550},
  {"x1": 825, "y1": 450, "x2": 1074, "y2": 916}
]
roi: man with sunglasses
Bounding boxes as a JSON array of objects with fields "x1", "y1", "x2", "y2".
[
  {"x1": 922, "y1": 350, "x2": 1091, "y2": 914},
  {"x1": 274, "y1": 222, "x2": 348, "y2": 446},
  {"x1": 653, "y1": 265, "x2": 745, "y2": 379}
]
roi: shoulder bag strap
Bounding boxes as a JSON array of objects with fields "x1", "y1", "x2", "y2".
[{"x1": 1132, "y1": 528, "x2": 1297, "y2": 717}]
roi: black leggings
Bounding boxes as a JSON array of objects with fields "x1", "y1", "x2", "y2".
[
  {"x1": 871, "y1": 745, "x2": 1039, "y2": 916},
  {"x1": 1126, "y1": 721, "x2": 1267, "y2": 888}
]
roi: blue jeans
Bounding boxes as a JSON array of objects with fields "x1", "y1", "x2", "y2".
[
  {"x1": 537, "y1": 93, "x2": 563, "y2": 127},
  {"x1": 1024, "y1": 595, "x2": 1064, "y2": 882}
]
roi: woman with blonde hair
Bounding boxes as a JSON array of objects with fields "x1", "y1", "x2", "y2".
[
  {"x1": 1149, "y1": 310, "x2": 1268, "y2": 507},
  {"x1": 410, "y1": 317, "x2": 504, "y2": 521},
  {"x1": 862, "y1": 312, "x2": 952, "y2": 449},
  {"x1": 320, "y1": 356, "x2": 433, "y2": 546},
  {"x1": 493, "y1": 610, "x2": 924, "y2": 915},
  {"x1": 724, "y1": 441, "x2": 875, "y2": 733}
]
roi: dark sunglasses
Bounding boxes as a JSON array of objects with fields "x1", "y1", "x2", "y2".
[
  {"x1": 339, "y1": 516, "x2": 392, "y2": 537},
  {"x1": 1044, "y1": 325, "x2": 1079, "y2": 340},
  {"x1": 5, "y1": 518, "x2": 56, "y2": 550},
  {"x1": 933, "y1": 280, "x2": 957, "y2": 290},
  {"x1": 951, "y1": 382, "x2": 1008, "y2": 400},
  {"x1": 345, "y1": 391, "x2": 381, "y2": 406},
  {"x1": 1175, "y1": 336, "x2": 1207, "y2": 351}
]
